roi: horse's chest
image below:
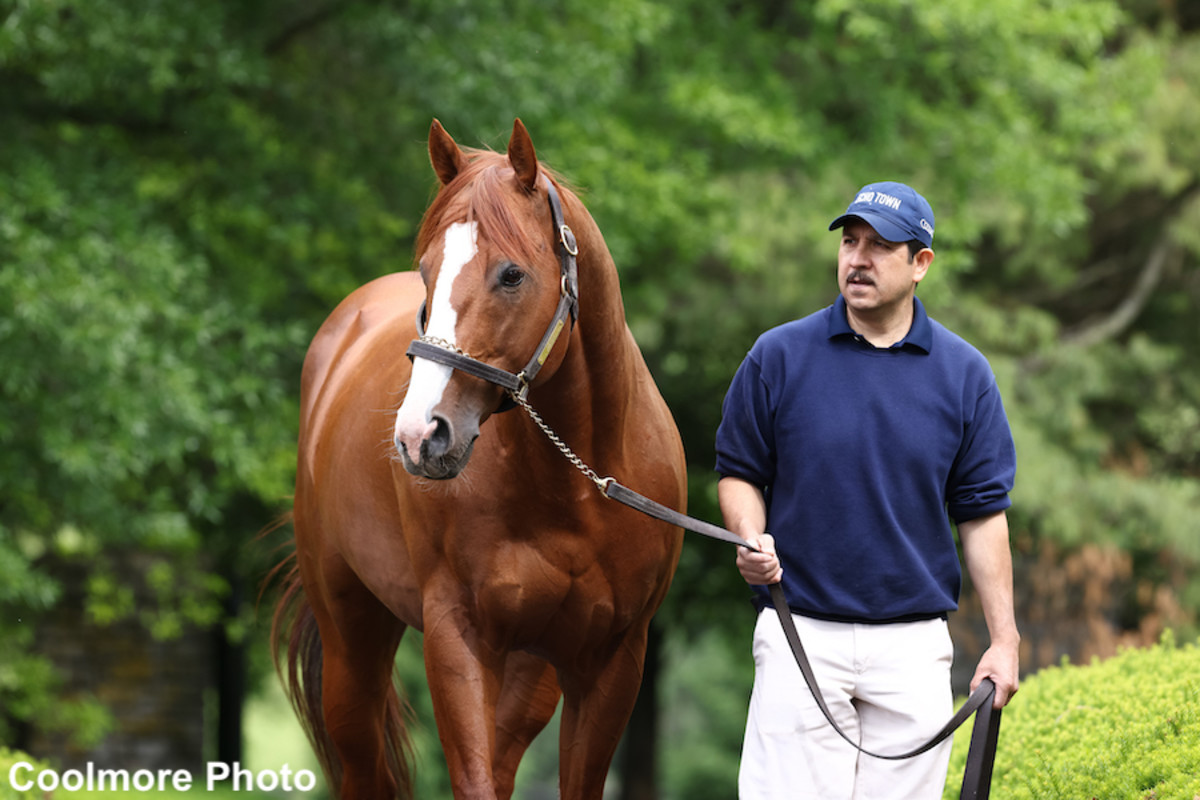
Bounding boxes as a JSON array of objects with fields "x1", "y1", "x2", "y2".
[{"x1": 467, "y1": 543, "x2": 622, "y2": 651}]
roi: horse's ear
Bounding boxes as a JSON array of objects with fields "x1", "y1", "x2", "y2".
[
  {"x1": 429, "y1": 119, "x2": 467, "y2": 186},
  {"x1": 507, "y1": 118, "x2": 539, "y2": 193}
]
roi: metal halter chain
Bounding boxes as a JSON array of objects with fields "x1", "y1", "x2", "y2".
[
  {"x1": 419, "y1": 335, "x2": 467, "y2": 357},
  {"x1": 507, "y1": 389, "x2": 612, "y2": 492}
]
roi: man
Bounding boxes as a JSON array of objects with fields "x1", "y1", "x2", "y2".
[{"x1": 715, "y1": 182, "x2": 1020, "y2": 799}]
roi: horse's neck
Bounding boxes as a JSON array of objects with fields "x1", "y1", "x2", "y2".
[
  {"x1": 513, "y1": 207, "x2": 642, "y2": 453},
  {"x1": 571, "y1": 216, "x2": 638, "y2": 395}
]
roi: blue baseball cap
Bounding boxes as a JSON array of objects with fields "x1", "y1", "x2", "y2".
[{"x1": 829, "y1": 181, "x2": 935, "y2": 249}]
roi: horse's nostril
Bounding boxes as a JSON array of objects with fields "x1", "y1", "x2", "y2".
[{"x1": 425, "y1": 415, "x2": 452, "y2": 459}]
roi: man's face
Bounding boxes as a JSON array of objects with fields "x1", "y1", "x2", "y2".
[{"x1": 836, "y1": 220, "x2": 930, "y2": 318}]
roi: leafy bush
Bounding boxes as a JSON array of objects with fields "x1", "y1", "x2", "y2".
[
  {"x1": 0, "y1": 749, "x2": 49, "y2": 800},
  {"x1": 945, "y1": 632, "x2": 1200, "y2": 799}
]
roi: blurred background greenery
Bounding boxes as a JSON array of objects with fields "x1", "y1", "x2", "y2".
[{"x1": 2, "y1": 0, "x2": 1198, "y2": 797}]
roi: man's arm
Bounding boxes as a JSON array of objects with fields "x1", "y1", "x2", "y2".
[
  {"x1": 959, "y1": 510, "x2": 1021, "y2": 708},
  {"x1": 718, "y1": 476, "x2": 782, "y2": 585}
]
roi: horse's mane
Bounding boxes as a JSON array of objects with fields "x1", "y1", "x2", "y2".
[{"x1": 415, "y1": 147, "x2": 572, "y2": 270}]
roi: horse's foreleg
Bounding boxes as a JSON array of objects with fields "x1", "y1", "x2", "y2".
[
  {"x1": 422, "y1": 610, "x2": 505, "y2": 800},
  {"x1": 491, "y1": 652, "x2": 561, "y2": 799},
  {"x1": 314, "y1": 569, "x2": 409, "y2": 800},
  {"x1": 557, "y1": 629, "x2": 649, "y2": 800}
]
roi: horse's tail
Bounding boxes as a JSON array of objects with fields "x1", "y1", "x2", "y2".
[
  {"x1": 268, "y1": 551, "x2": 345, "y2": 794},
  {"x1": 268, "y1": 545, "x2": 416, "y2": 799}
]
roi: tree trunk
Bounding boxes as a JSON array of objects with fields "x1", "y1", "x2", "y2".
[{"x1": 215, "y1": 569, "x2": 245, "y2": 767}]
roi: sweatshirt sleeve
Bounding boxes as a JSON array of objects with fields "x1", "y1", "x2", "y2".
[
  {"x1": 714, "y1": 349, "x2": 776, "y2": 488},
  {"x1": 947, "y1": 377, "x2": 1016, "y2": 523}
]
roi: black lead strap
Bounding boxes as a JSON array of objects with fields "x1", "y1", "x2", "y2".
[
  {"x1": 601, "y1": 477, "x2": 1003, "y2": 799},
  {"x1": 764, "y1": 580, "x2": 996, "y2": 760}
]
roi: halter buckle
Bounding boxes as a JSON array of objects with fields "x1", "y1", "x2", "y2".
[
  {"x1": 559, "y1": 224, "x2": 578, "y2": 257},
  {"x1": 514, "y1": 371, "x2": 531, "y2": 401}
]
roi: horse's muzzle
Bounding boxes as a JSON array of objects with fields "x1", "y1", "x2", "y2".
[{"x1": 394, "y1": 414, "x2": 478, "y2": 480}]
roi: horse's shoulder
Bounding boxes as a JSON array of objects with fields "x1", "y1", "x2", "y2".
[
  {"x1": 300, "y1": 271, "x2": 423, "y2": 419},
  {"x1": 309, "y1": 271, "x2": 421, "y2": 352},
  {"x1": 332, "y1": 271, "x2": 424, "y2": 326}
]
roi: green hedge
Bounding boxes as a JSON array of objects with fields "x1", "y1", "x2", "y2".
[
  {"x1": 0, "y1": 749, "x2": 48, "y2": 800},
  {"x1": 945, "y1": 632, "x2": 1200, "y2": 799}
]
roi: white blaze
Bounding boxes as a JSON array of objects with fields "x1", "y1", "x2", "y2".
[{"x1": 394, "y1": 222, "x2": 477, "y2": 461}]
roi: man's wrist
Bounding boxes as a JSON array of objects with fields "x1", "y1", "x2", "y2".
[{"x1": 988, "y1": 629, "x2": 1021, "y2": 649}]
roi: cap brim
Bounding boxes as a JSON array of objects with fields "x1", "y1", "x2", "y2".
[{"x1": 829, "y1": 212, "x2": 912, "y2": 245}]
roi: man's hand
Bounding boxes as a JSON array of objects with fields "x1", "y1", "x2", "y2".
[
  {"x1": 719, "y1": 477, "x2": 780, "y2": 585},
  {"x1": 736, "y1": 532, "x2": 783, "y2": 585},
  {"x1": 970, "y1": 640, "x2": 1020, "y2": 709}
]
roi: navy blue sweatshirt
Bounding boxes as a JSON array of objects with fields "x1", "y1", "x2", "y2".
[{"x1": 715, "y1": 296, "x2": 1016, "y2": 622}]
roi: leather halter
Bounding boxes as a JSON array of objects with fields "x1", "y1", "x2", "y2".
[{"x1": 406, "y1": 176, "x2": 579, "y2": 412}]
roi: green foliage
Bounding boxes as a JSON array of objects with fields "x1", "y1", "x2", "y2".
[
  {"x1": 659, "y1": 627, "x2": 754, "y2": 800},
  {"x1": 0, "y1": 647, "x2": 112, "y2": 751},
  {"x1": 0, "y1": 749, "x2": 46, "y2": 800},
  {"x1": 944, "y1": 633, "x2": 1200, "y2": 799},
  {"x1": 2, "y1": 0, "x2": 1199, "y2": 789}
]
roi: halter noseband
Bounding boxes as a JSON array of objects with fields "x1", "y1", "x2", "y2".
[{"x1": 406, "y1": 176, "x2": 580, "y2": 411}]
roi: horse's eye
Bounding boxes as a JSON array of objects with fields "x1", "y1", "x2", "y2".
[{"x1": 499, "y1": 265, "x2": 525, "y2": 288}]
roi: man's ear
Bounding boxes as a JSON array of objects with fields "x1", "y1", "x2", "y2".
[{"x1": 912, "y1": 248, "x2": 934, "y2": 284}]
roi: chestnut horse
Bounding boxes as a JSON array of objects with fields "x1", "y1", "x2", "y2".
[{"x1": 275, "y1": 119, "x2": 686, "y2": 799}]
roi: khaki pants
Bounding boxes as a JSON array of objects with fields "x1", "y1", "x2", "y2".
[{"x1": 738, "y1": 610, "x2": 955, "y2": 800}]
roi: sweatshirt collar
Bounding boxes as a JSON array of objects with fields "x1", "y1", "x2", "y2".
[{"x1": 828, "y1": 295, "x2": 932, "y2": 353}]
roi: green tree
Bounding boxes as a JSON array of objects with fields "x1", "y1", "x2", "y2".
[{"x1": 3, "y1": 0, "x2": 1199, "y2": 797}]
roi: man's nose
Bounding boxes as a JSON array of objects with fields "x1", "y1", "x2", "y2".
[{"x1": 847, "y1": 243, "x2": 872, "y2": 266}]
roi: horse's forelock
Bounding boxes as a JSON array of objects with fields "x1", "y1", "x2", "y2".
[{"x1": 416, "y1": 149, "x2": 567, "y2": 274}]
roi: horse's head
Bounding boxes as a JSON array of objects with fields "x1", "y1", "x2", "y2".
[{"x1": 394, "y1": 119, "x2": 578, "y2": 479}]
